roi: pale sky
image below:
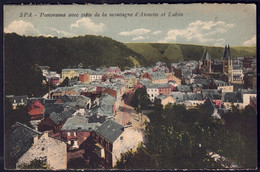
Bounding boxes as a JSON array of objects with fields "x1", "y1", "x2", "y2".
[{"x1": 4, "y1": 4, "x2": 256, "y2": 46}]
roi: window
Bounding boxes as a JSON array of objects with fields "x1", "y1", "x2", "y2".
[
  {"x1": 67, "y1": 132, "x2": 70, "y2": 136},
  {"x1": 74, "y1": 132, "x2": 77, "y2": 136}
]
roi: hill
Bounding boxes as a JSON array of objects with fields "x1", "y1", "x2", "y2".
[
  {"x1": 125, "y1": 43, "x2": 256, "y2": 64},
  {"x1": 4, "y1": 33, "x2": 147, "y2": 96},
  {"x1": 4, "y1": 33, "x2": 147, "y2": 72}
]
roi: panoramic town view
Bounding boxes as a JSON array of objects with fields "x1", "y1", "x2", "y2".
[{"x1": 4, "y1": 4, "x2": 256, "y2": 170}]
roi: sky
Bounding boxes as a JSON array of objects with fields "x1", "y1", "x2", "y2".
[{"x1": 4, "y1": 4, "x2": 256, "y2": 46}]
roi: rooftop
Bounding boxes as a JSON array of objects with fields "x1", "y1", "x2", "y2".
[{"x1": 95, "y1": 119, "x2": 124, "y2": 143}]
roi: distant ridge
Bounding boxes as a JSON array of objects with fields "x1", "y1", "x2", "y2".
[{"x1": 125, "y1": 43, "x2": 256, "y2": 64}]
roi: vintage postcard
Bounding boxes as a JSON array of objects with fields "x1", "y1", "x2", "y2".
[{"x1": 4, "y1": 4, "x2": 257, "y2": 170}]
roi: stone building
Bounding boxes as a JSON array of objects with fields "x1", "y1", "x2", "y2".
[
  {"x1": 16, "y1": 131, "x2": 67, "y2": 170},
  {"x1": 92, "y1": 120, "x2": 144, "y2": 168}
]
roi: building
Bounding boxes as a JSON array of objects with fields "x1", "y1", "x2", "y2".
[
  {"x1": 231, "y1": 65, "x2": 244, "y2": 84},
  {"x1": 92, "y1": 120, "x2": 144, "y2": 168},
  {"x1": 203, "y1": 98, "x2": 222, "y2": 119},
  {"x1": 150, "y1": 72, "x2": 168, "y2": 84},
  {"x1": 60, "y1": 115, "x2": 100, "y2": 150},
  {"x1": 146, "y1": 84, "x2": 171, "y2": 102},
  {"x1": 6, "y1": 95, "x2": 28, "y2": 109},
  {"x1": 16, "y1": 132, "x2": 67, "y2": 170},
  {"x1": 200, "y1": 50, "x2": 212, "y2": 73},
  {"x1": 79, "y1": 73, "x2": 90, "y2": 84},
  {"x1": 27, "y1": 99, "x2": 45, "y2": 120},
  {"x1": 222, "y1": 92, "x2": 243, "y2": 109},
  {"x1": 156, "y1": 95, "x2": 175, "y2": 108},
  {"x1": 240, "y1": 89, "x2": 257, "y2": 107},
  {"x1": 6, "y1": 122, "x2": 43, "y2": 169},
  {"x1": 108, "y1": 67, "x2": 121, "y2": 74},
  {"x1": 222, "y1": 45, "x2": 233, "y2": 82}
]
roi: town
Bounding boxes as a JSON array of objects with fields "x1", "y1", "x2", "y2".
[{"x1": 5, "y1": 45, "x2": 257, "y2": 169}]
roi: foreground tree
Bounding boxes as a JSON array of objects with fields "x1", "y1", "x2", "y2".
[
  {"x1": 116, "y1": 103, "x2": 255, "y2": 169},
  {"x1": 5, "y1": 100, "x2": 32, "y2": 132},
  {"x1": 132, "y1": 87, "x2": 151, "y2": 113},
  {"x1": 18, "y1": 159, "x2": 50, "y2": 169}
]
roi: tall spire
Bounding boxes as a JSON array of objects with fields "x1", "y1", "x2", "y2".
[
  {"x1": 201, "y1": 50, "x2": 212, "y2": 61},
  {"x1": 223, "y1": 44, "x2": 231, "y2": 60}
]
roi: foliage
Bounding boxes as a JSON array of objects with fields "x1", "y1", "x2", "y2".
[
  {"x1": 116, "y1": 104, "x2": 256, "y2": 169},
  {"x1": 116, "y1": 143, "x2": 155, "y2": 169},
  {"x1": 67, "y1": 157, "x2": 87, "y2": 169},
  {"x1": 4, "y1": 33, "x2": 148, "y2": 96},
  {"x1": 132, "y1": 87, "x2": 151, "y2": 113},
  {"x1": 5, "y1": 99, "x2": 32, "y2": 132},
  {"x1": 18, "y1": 159, "x2": 49, "y2": 169},
  {"x1": 222, "y1": 105, "x2": 257, "y2": 167}
]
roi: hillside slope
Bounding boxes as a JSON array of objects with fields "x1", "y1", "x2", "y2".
[
  {"x1": 125, "y1": 43, "x2": 256, "y2": 64},
  {"x1": 4, "y1": 33, "x2": 148, "y2": 73}
]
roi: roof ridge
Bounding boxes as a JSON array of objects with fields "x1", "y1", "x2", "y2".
[{"x1": 15, "y1": 122, "x2": 43, "y2": 135}]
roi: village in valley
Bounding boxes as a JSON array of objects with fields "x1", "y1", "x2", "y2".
[{"x1": 5, "y1": 44, "x2": 257, "y2": 169}]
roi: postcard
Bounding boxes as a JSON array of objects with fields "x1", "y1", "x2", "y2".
[{"x1": 4, "y1": 4, "x2": 257, "y2": 170}]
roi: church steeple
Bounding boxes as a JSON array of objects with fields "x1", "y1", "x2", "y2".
[
  {"x1": 203, "y1": 50, "x2": 212, "y2": 61},
  {"x1": 223, "y1": 44, "x2": 231, "y2": 60}
]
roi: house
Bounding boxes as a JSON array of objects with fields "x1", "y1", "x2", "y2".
[
  {"x1": 156, "y1": 95, "x2": 175, "y2": 108},
  {"x1": 79, "y1": 73, "x2": 90, "y2": 84},
  {"x1": 108, "y1": 67, "x2": 121, "y2": 74},
  {"x1": 201, "y1": 89, "x2": 222, "y2": 107},
  {"x1": 92, "y1": 120, "x2": 144, "y2": 168},
  {"x1": 146, "y1": 84, "x2": 171, "y2": 102},
  {"x1": 16, "y1": 132, "x2": 67, "y2": 170},
  {"x1": 6, "y1": 122, "x2": 43, "y2": 169},
  {"x1": 60, "y1": 115, "x2": 100, "y2": 151},
  {"x1": 240, "y1": 89, "x2": 257, "y2": 107},
  {"x1": 38, "y1": 108, "x2": 75, "y2": 133},
  {"x1": 177, "y1": 85, "x2": 192, "y2": 93},
  {"x1": 90, "y1": 71, "x2": 105, "y2": 82},
  {"x1": 55, "y1": 95, "x2": 72, "y2": 104},
  {"x1": 191, "y1": 84, "x2": 203, "y2": 93},
  {"x1": 62, "y1": 69, "x2": 90, "y2": 80},
  {"x1": 49, "y1": 77, "x2": 60, "y2": 85},
  {"x1": 43, "y1": 103, "x2": 64, "y2": 118},
  {"x1": 183, "y1": 93, "x2": 204, "y2": 109},
  {"x1": 150, "y1": 72, "x2": 168, "y2": 84},
  {"x1": 66, "y1": 95, "x2": 92, "y2": 109},
  {"x1": 6, "y1": 95, "x2": 28, "y2": 109},
  {"x1": 210, "y1": 79, "x2": 233, "y2": 92},
  {"x1": 222, "y1": 92, "x2": 243, "y2": 109},
  {"x1": 204, "y1": 98, "x2": 222, "y2": 119},
  {"x1": 231, "y1": 65, "x2": 244, "y2": 84},
  {"x1": 27, "y1": 99, "x2": 45, "y2": 120},
  {"x1": 193, "y1": 77, "x2": 212, "y2": 89}
]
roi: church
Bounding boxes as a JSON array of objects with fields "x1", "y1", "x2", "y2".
[{"x1": 199, "y1": 45, "x2": 244, "y2": 84}]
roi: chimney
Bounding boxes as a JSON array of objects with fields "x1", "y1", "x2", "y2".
[{"x1": 33, "y1": 135, "x2": 38, "y2": 144}]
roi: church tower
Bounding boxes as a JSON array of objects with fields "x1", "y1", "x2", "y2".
[
  {"x1": 222, "y1": 45, "x2": 232, "y2": 81},
  {"x1": 200, "y1": 50, "x2": 212, "y2": 73}
]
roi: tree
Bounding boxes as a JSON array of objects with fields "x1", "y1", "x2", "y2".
[
  {"x1": 132, "y1": 87, "x2": 151, "y2": 113},
  {"x1": 18, "y1": 159, "x2": 50, "y2": 169},
  {"x1": 116, "y1": 143, "x2": 155, "y2": 169},
  {"x1": 5, "y1": 99, "x2": 32, "y2": 132}
]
